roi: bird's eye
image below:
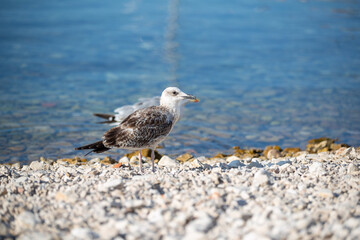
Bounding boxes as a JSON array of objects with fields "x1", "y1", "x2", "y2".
[{"x1": 172, "y1": 91, "x2": 178, "y2": 95}]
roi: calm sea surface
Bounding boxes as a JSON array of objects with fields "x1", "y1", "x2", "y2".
[{"x1": 1, "y1": 0, "x2": 359, "y2": 163}]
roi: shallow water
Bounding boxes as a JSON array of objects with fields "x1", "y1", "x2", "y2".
[{"x1": 0, "y1": 0, "x2": 359, "y2": 163}]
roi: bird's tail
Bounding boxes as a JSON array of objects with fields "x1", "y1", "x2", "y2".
[
  {"x1": 75, "y1": 140, "x2": 110, "y2": 156},
  {"x1": 93, "y1": 113, "x2": 117, "y2": 124}
]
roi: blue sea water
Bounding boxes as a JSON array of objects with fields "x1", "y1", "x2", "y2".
[{"x1": 0, "y1": 0, "x2": 359, "y2": 163}]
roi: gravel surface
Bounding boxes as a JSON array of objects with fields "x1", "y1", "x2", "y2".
[{"x1": 0, "y1": 148, "x2": 359, "y2": 240}]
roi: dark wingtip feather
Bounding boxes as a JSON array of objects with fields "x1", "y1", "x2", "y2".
[
  {"x1": 75, "y1": 141, "x2": 110, "y2": 154},
  {"x1": 93, "y1": 113, "x2": 116, "y2": 122}
]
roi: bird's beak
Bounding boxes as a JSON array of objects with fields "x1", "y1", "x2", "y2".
[{"x1": 183, "y1": 94, "x2": 200, "y2": 102}]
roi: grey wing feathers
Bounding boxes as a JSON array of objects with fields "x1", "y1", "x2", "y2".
[{"x1": 102, "y1": 106, "x2": 174, "y2": 149}]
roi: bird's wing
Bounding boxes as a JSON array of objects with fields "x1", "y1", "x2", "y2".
[
  {"x1": 113, "y1": 96, "x2": 161, "y2": 122},
  {"x1": 103, "y1": 106, "x2": 174, "y2": 149}
]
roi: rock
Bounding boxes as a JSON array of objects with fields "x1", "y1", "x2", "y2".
[
  {"x1": 17, "y1": 231, "x2": 52, "y2": 240},
  {"x1": 0, "y1": 188, "x2": 7, "y2": 197},
  {"x1": 282, "y1": 147, "x2": 301, "y2": 157},
  {"x1": 226, "y1": 155, "x2": 241, "y2": 163},
  {"x1": 233, "y1": 148, "x2": 262, "y2": 158},
  {"x1": 0, "y1": 222, "x2": 8, "y2": 236},
  {"x1": 279, "y1": 163, "x2": 291, "y2": 173},
  {"x1": 130, "y1": 156, "x2": 140, "y2": 164},
  {"x1": 344, "y1": 217, "x2": 360, "y2": 229},
  {"x1": 211, "y1": 153, "x2": 229, "y2": 160},
  {"x1": 347, "y1": 163, "x2": 359, "y2": 174},
  {"x1": 309, "y1": 162, "x2": 325, "y2": 176},
  {"x1": 266, "y1": 149, "x2": 281, "y2": 159},
  {"x1": 119, "y1": 156, "x2": 130, "y2": 165},
  {"x1": 243, "y1": 232, "x2": 270, "y2": 240},
  {"x1": 274, "y1": 159, "x2": 291, "y2": 166},
  {"x1": 96, "y1": 220, "x2": 118, "y2": 240},
  {"x1": 176, "y1": 153, "x2": 194, "y2": 162},
  {"x1": 59, "y1": 157, "x2": 87, "y2": 165},
  {"x1": 100, "y1": 156, "x2": 116, "y2": 165},
  {"x1": 317, "y1": 188, "x2": 334, "y2": 198},
  {"x1": 55, "y1": 192, "x2": 68, "y2": 202},
  {"x1": 88, "y1": 158, "x2": 101, "y2": 164},
  {"x1": 29, "y1": 161, "x2": 45, "y2": 170},
  {"x1": 247, "y1": 159, "x2": 263, "y2": 168},
  {"x1": 98, "y1": 178, "x2": 123, "y2": 192},
  {"x1": 112, "y1": 163, "x2": 122, "y2": 168},
  {"x1": 15, "y1": 211, "x2": 38, "y2": 232},
  {"x1": 190, "y1": 159, "x2": 205, "y2": 168},
  {"x1": 227, "y1": 160, "x2": 245, "y2": 168},
  {"x1": 185, "y1": 213, "x2": 214, "y2": 233},
  {"x1": 252, "y1": 169, "x2": 271, "y2": 187},
  {"x1": 306, "y1": 137, "x2": 337, "y2": 153},
  {"x1": 15, "y1": 176, "x2": 28, "y2": 184},
  {"x1": 263, "y1": 145, "x2": 282, "y2": 158},
  {"x1": 12, "y1": 162, "x2": 21, "y2": 169},
  {"x1": 71, "y1": 227, "x2": 97, "y2": 239},
  {"x1": 346, "y1": 147, "x2": 357, "y2": 159},
  {"x1": 213, "y1": 162, "x2": 230, "y2": 169},
  {"x1": 158, "y1": 156, "x2": 179, "y2": 167},
  {"x1": 124, "y1": 149, "x2": 162, "y2": 160}
]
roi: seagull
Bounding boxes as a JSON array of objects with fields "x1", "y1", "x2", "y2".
[
  {"x1": 93, "y1": 96, "x2": 160, "y2": 124},
  {"x1": 75, "y1": 87, "x2": 199, "y2": 172}
]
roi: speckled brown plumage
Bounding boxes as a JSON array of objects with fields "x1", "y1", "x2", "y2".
[{"x1": 102, "y1": 106, "x2": 174, "y2": 150}]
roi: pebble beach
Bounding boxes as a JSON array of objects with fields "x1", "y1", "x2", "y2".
[{"x1": 1, "y1": 146, "x2": 359, "y2": 240}]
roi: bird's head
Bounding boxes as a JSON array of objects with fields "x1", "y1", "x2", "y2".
[{"x1": 160, "y1": 87, "x2": 199, "y2": 110}]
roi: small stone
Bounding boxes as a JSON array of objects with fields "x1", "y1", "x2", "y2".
[
  {"x1": 279, "y1": 163, "x2": 291, "y2": 173},
  {"x1": 191, "y1": 159, "x2": 205, "y2": 168},
  {"x1": 100, "y1": 156, "x2": 116, "y2": 165},
  {"x1": 211, "y1": 153, "x2": 228, "y2": 159},
  {"x1": 124, "y1": 149, "x2": 162, "y2": 160},
  {"x1": 97, "y1": 220, "x2": 118, "y2": 240},
  {"x1": 112, "y1": 163, "x2": 122, "y2": 168},
  {"x1": 213, "y1": 162, "x2": 230, "y2": 169},
  {"x1": 158, "y1": 156, "x2": 179, "y2": 167},
  {"x1": 15, "y1": 211, "x2": 38, "y2": 232},
  {"x1": 243, "y1": 232, "x2": 270, "y2": 240},
  {"x1": 0, "y1": 188, "x2": 7, "y2": 196},
  {"x1": 267, "y1": 149, "x2": 281, "y2": 159},
  {"x1": 263, "y1": 145, "x2": 282, "y2": 158},
  {"x1": 60, "y1": 157, "x2": 87, "y2": 165},
  {"x1": 309, "y1": 162, "x2": 325, "y2": 176},
  {"x1": 306, "y1": 138, "x2": 334, "y2": 153},
  {"x1": 347, "y1": 163, "x2": 358, "y2": 174},
  {"x1": 282, "y1": 147, "x2": 301, "y2": 156},
  {"x1": 71, "y1": 227, "x2": 97, "y2": 239},
  {"x1": 29, "y1": 161, "x2": 45, "y2": 170},
  {"x1": 130, "y1": 155, "x2": 139, "y2": 164},
  {"x1": 226, "y1": 155, "x2": 241, "y2": 163},
  {"x1": 344, "y1": 217, "x2": 360, "y2": 229},
  {"x1": 12, "y1": 162, "x2": 21, "y2": 169},
  {"x1": 98, "y1": 178, "x2": 123, "y2": 192},
  {"x1": 119, "y1": 156, "x2": 130, "y2": 165},
  {"x1": 247, "y1": 159, "x2": 263, "y2": 168},
  {"x1": 88, "y1": 158, "x2": 101, "y2": 164},
  {"x1": 185, "y1": 213, "x2": 214, "y2": 233},
  {"x1": 55, "y1": 192, "x2": 68, "y2": 202},
  {"x1": 0, "y1": 222, "x2": 8, "y2": 236},
  {"x1": 317, "y1": 189, "x2": 334, "y2": 198},
  {"x1": 17, "y1": 231, "x2": 52, "y2": 240},
  {"x1": 176, "y1": 153, "x2": 194, "y2": 162},
  {"x1": 15, "y1": 176, "x2": 28, "y2": 184},
  {"x1": 227, "y1": 160, "x2": 245, "y2": 168},
  {"x1": 253, "y1": 169, "x2": 271, "y2": 187}
]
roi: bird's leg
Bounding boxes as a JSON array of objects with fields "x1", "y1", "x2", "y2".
[
  {"x1": 139, "y1": 151, "x2": 143, "y2": 173},
  {"x1": 151, "y1": 149, "x2": 155, "y2": 172}
]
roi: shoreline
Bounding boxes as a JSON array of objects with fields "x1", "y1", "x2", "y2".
[{"x1": 1, "y1": 142, "x2": 359, "y2": 239}]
